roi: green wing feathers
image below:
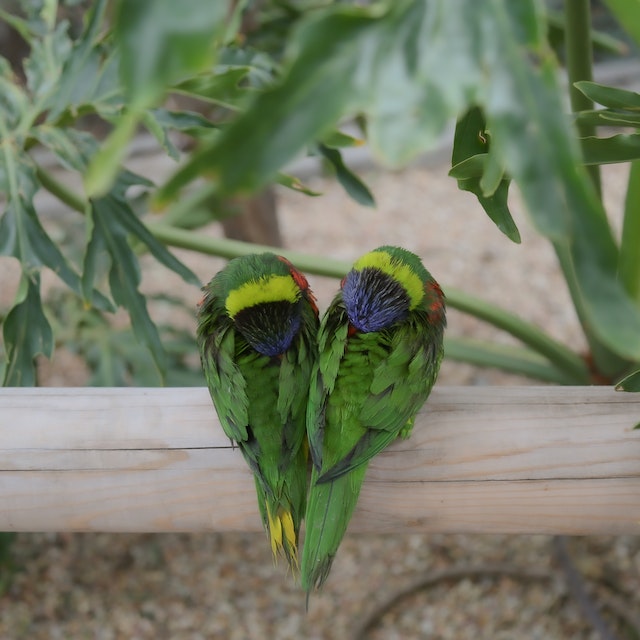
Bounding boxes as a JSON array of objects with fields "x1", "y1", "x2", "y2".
[
  {"x1": 196, "y1": 255, "x2": 318, "y2": 573},
  {"x1": 302, "y1": 248, "x2": 446, "y2": 593},
  {"x1": 301, "y1": 465, "x2": 367, "y2": 592}
]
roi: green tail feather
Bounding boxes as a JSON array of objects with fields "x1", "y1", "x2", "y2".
[{"x1": 301, "y1": 464, "x2": 368, "y2": 592}]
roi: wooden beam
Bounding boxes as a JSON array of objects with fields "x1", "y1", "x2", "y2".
[{"x1": 0, "y1": 386, "x2": 638, "y2": 534}]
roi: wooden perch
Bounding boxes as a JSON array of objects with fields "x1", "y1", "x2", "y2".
[{"x1": 0, "y1": 386, "x2": 638, "y2": 535}]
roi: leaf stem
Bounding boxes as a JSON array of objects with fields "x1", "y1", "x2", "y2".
[
  {"x1": 619, "y1": 160, "x2": 640, "y2": 302},
  {"x1": 448, "y1": 289, "x2": 589, "y2": 383},
  {"x1": 564, "y1": 0, "x2": 601, "y2": 195},
  {"x1": 444, "y1": 337, "x2": 577, "y2": 385},
  {"x1": 35, "y1": 165, "x2": 87, "y2": 214},
  {"x1": 148, "y1": 223, "x2": 351, "y2": 278}
]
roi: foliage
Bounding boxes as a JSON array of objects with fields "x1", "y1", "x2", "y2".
[
  {"x1": 45, "y1": 290, "x2": 204, "y2": 386},
  {"x1": 0, "y1": 0, "x2": 639, "y2": 390}
]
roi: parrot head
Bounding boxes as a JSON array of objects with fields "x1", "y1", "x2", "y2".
[
  {"x1": 341, "y1": 245, "x2": 444, "y2": 333},
  {"x1": 215, "y1": 253, "x2": 316, "y2": 357}
]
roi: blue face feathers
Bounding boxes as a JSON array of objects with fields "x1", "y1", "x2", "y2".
[
  {"x1": 234, "y1": 301, "x2": 302, "y2": 357},
  {"x1": 341, "y1": 267, "x2": 411, "y2": 333}
]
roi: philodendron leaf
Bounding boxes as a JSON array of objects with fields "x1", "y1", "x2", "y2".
[
  {"x1": 318, "y1": 144, "x2": 375, "y2": 207},
  {"x1": 322, "y1": 129, "x2": 366, "y2": 149},
  {"x1": 276, "y1": 173, "x2": 322, "y2": 196},
  {"x1": 451, "y1": 108, "x2": 520, "y2": 243},
  {"x1": 615, "y1": 369, "x2": 640, "y2": 392},
  {"x1": 581, "y1": 134, "x2": 640, "y2": 165},
  {"x1": 600, "y1": 0, "x2": 640, "y2": 49},
  {"x1": 575, "y1": 110, "x2": 640, "y2": 128},
  {"x1": 2, "y1": 276, "x2": 53, "y2": 386},
  {"x1": 574, "y1": 81, "x2": 640, "y2": 111}
]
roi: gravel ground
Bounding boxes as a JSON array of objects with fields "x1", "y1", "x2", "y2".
[{"x1": 1, "y1": 154, "x2": 639, "y2": 638}]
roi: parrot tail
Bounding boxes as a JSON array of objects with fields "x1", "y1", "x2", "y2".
[
  {"x1": 301, "y1": 465, "x2": 367, "y2": 594},
  {"x1": 264, "y1": 501, "x2": 299, "y2": 572}
]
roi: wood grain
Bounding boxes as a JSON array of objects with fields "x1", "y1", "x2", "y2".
[{"x1": 0, "y1": 386, "x2": 638, "y2": 534}]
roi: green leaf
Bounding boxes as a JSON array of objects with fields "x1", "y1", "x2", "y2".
[
  {"x1": 0, "y1": 60, "x2": 29, "y2": 130},
  {"x1": 601, "y1": 0, "x2": 640, "y2": 48},
  {"x1": 156, "y1": 0, "x2": 565, "y2": 240},
  {"x1": 147, "y1": 108, "x2": 218, "y2": 134},
  {"x1": 451, "y1": 109, "x2": 520, "y2": 243},
  {"x1": 619, "y1": 161, "x2": 640, "y2": 302},
  {"x1": 23, "y1": 21, "x2": 71, "y2": 104},
  {"x1": 581, "y1": 133, "x2": 640, "y2": 165},
  {"x1": 173, "y1": 67, "x2": 253, "y2": 110},
  {"x1": 30, "y1": 126, "x2": 93, "y2": 172},
  {"x1": 545, "y1": 9, "x2": 629, "y2": 56},
  {"x1": 110, "y1": 179, "x2": 201, "y2": 287},
  {"x1": 449, "y1": 154, "x2": 488, "y2": 180},
  {"x1": 574, "y1": 81, "x2": 640, "y2": 111},
  {"x1": 318, "y1": 144, "x2": 375, "y2": 207},
  {"x1": 85, "y1": 0, "x2": 229, "y2": 197},
  {"x1": 2, "y1": 276, "x2": 53, "y2": 386},
  {"x1": 143, "y1": 108, "x2": 218, "y2": 160},
  {"x1": 615, "y1": 369, "x2": 640, "y2": 392},
  {"x1": 322, "y1": 129, "x2": 366, "y2": 149},
  {"x1": 574, "y1": 109, "x2": 640, "y2": 128},
  {"x1": 83, "y1": 170, "x2": 201, "y2": 376},
  {"x1": 44, "y1": 1, "x2": 122, "y2": 122},
  {"x1": 88, "y1": 198, "x2": 167, "y2": 377},
  {"x1": 0, "y1": 132, "x2": 110, "y2": 310},
  {"x1": 114, "y1": 0, "x2": 229, "y2": 109},
  {"x1": 275, "y1": 173, "x2": 322, "y2": 196}
]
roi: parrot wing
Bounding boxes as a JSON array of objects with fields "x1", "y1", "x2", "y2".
[
  {"x1": 306, "y1": 296, "x2": 349, "y2": 472},
  {"x1": 198, "y1": 293, "x2": 250, "y2": 445},
  {"x1": 277, "y1": 303, "x2": 319, "y2": 468},
  {"x1": 316, "y1": 310, "x2": 439, "y2": 483}
]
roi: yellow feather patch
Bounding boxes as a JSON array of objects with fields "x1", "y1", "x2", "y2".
[
  {"x1": 353, "y1": 250, "x2": 424, "y2": 309},
  {"x1": 225, "y1": 274, "x2": 299, "y2": 318},
  {"x1": 280, "y1": 510, "x2": 297, "y2": 552},
  {"x1": 265, "y1": 503, "x2": 298, "y2": 566},
  {"x1": 265, "y1": 503, "x2": 282, "y2": 557}
]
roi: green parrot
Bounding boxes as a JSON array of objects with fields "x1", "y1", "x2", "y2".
[
  {"x1": 301, "y1": 245, "x2": 446, "y2": 592},
  {"x1": 197, "y1": 252, "x2": 319, "y2": 572}
]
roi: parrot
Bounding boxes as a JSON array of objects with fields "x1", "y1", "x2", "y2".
[
  {"x1": 196, "y1": 252, "x2": 319, "y2": 572},
  {"x1": 301, "y1": 245, "x2": 446, "y2": 593}
]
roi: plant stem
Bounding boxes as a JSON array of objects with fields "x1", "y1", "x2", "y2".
[
  {"x1": 619, "y1": 160, "x2": 640, "y2": 302},
  {"x1": 564, "y1": 0, "x2": 601, "y2": 195},
  {"x1": 449, "y1": 289, "x2": 590, "y2": 383},
  {"x1": 148, "y1": 223, "x2": 352, "y2": 278},
  {"x1": 35, "y1": 165, "x2": 87, "y2": 213},
  {"x1": 444, "y1": 337, "x2": 577, "y2": 384},
  {"x1": 559, "y1": 0, "x2": 630, "y2": 379},
  {"x1": 148, "y1": 223, "x2": 590, "y2": 382}
]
